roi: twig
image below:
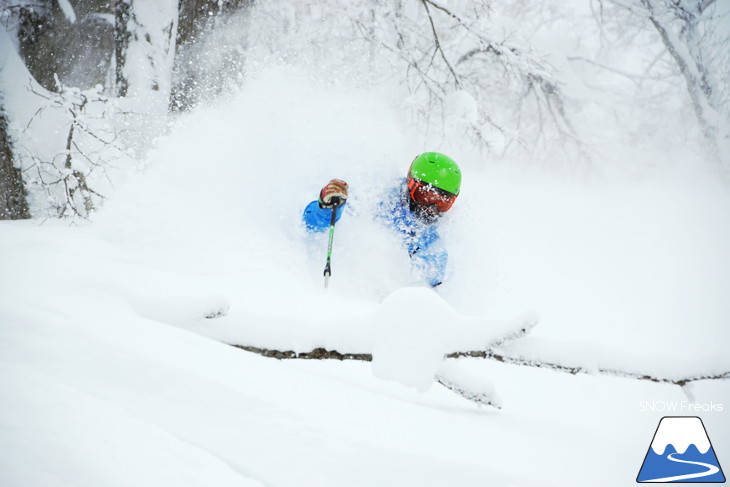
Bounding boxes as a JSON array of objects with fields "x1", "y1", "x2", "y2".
[{"x1": 420, "y1": 0, "x2": 461, "y2": 88}]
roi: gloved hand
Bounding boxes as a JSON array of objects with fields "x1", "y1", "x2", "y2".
[{"x1": 318, "y1": 179, "x2": 349, "y2": 208}]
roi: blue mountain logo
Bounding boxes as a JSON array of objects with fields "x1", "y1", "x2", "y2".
[{"x1": 637, "y1": 416, "x2": 725, "y2": 483}]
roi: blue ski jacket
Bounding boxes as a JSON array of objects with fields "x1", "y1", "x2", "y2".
[{"x1": 302, "y1": 180, "x2": 447, "y2": 286}]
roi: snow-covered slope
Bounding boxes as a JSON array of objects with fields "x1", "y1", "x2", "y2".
[{"x1": 1, "y1": 66, "x2": 729, "y2": 486}]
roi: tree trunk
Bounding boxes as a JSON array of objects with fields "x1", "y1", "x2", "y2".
[
  {"x1": 0, "y1": 106, "x2": 30, "y2": 220},
  {"x1": 113, "y1": 0, "x2": 178, "y2": 101},
  {"x1": 170, "y1": 0, "x2": 254, "y2": 112},
  {"x1": 640, "y1": 0, "x2": 727, "y2": 158},
  {"x1": 18, "y1": 1, "x2": 115, "y2": 93},
  {"x1": 114, "y1": 0, "x2": 133, "y2": 97}
]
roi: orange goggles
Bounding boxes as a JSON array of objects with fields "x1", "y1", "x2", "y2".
[{"x1": 407, "y1": 176, "x2": 458, "y2": 212}]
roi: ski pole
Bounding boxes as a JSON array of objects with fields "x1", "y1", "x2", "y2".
[{"x1": 323, "y1": 206, "x2": 338, "y2": 288}]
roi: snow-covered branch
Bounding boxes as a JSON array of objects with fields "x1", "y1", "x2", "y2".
[
  {"x1": 450, "y1": 349, "x2": 730, "y2": 386},
  {"x1": 353, "y1": 0, "x2": 580, "y2": 153},
  {"x1": 19, "y1": 81, "x2": 125, "y2": 218},
  {"x1": 606, "y1": 0, "x2": 730, "y2": 163},
  {"x1": 230, "y1": 344, "x2": 729, "y2": 387}
]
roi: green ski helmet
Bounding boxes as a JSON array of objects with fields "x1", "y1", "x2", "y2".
[
  {"x1": 406, "y1": 152, "x2": 461, "y2": 214},
  {"x1": 408, "y1": 152, "x2": 461, "y2": 195}
]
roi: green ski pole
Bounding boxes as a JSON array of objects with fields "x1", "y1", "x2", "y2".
[{"x1": 323, "y1": 206, "x2": 338, "y2": 288}]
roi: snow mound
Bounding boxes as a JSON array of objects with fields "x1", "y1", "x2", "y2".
[{"x1": 371, "y1": 287, "x2": 537, "y2": 391}]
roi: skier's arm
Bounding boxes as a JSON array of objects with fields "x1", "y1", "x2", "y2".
[
  {"x1": 303, "y1": 201, "x2": 345, "y2": 231},
  {"x1": 408, "y1": 228, "x2": 447, "y2": 287},
  {"x1": 302, "y1": 179, "x2": 348, "y2": 232},
  {"x1": 378, "y1": 187, "x2": 447, "y2": 286}
]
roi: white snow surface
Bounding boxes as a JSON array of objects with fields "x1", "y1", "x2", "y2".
[{"x1": 2, "y1": 65, "x2": 730, "y2": 486}]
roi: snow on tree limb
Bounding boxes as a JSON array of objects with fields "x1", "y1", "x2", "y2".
[
  {"x1": 230, "y1": 344, "x2": 729, "y2": 386},
  {"x1": 347, "y1": 0, "x2": 581, "y2": 154},
  {"x1": 436, "y1": 361, "x2": 503, "y2": 408},
  {"x1": 608, "y1": 0, "x2": 730, "y2": 163},
  {"x1": 18, "y1": 80, "x2": 124, "y2": 218},
  {"x1": 449, "y1": 349, "x2": 730, "y2": 386}
]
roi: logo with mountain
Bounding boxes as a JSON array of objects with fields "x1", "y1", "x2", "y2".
[{"x1": 637, "y1": 416, "x2": 725, "y2": 483}]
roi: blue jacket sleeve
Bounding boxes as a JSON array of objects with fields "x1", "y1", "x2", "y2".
[
  {"x1": 378, "y1": 184, "x2": 447, "y2": 286},
  {"x1": 302, "y1": 201, "x2": 345, "y2": 232},
  {"x1": 407, "y1": 227, "x2": 447, "y2": 287}
]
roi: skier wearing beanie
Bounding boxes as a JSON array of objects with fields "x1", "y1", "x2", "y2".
[{"x1": 303, "y1": 152, "x2": 462, "y2": 287}]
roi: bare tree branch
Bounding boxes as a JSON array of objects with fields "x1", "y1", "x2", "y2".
[{"x1": 420, "y1": 0, "x2": 461, "y2": 88}]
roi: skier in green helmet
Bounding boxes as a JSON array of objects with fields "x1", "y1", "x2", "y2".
[{"x1": 303, "y1": 152, "x2": 462, "y2": 287}]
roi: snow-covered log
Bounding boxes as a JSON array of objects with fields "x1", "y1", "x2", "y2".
[{"x1": 230, "y1": 344, "x2": 729, "y2": 387}]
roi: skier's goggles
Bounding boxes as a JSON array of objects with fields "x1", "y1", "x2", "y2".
[{"x1": 407, "y1": 176, "x2": 458, "y2": 212}]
